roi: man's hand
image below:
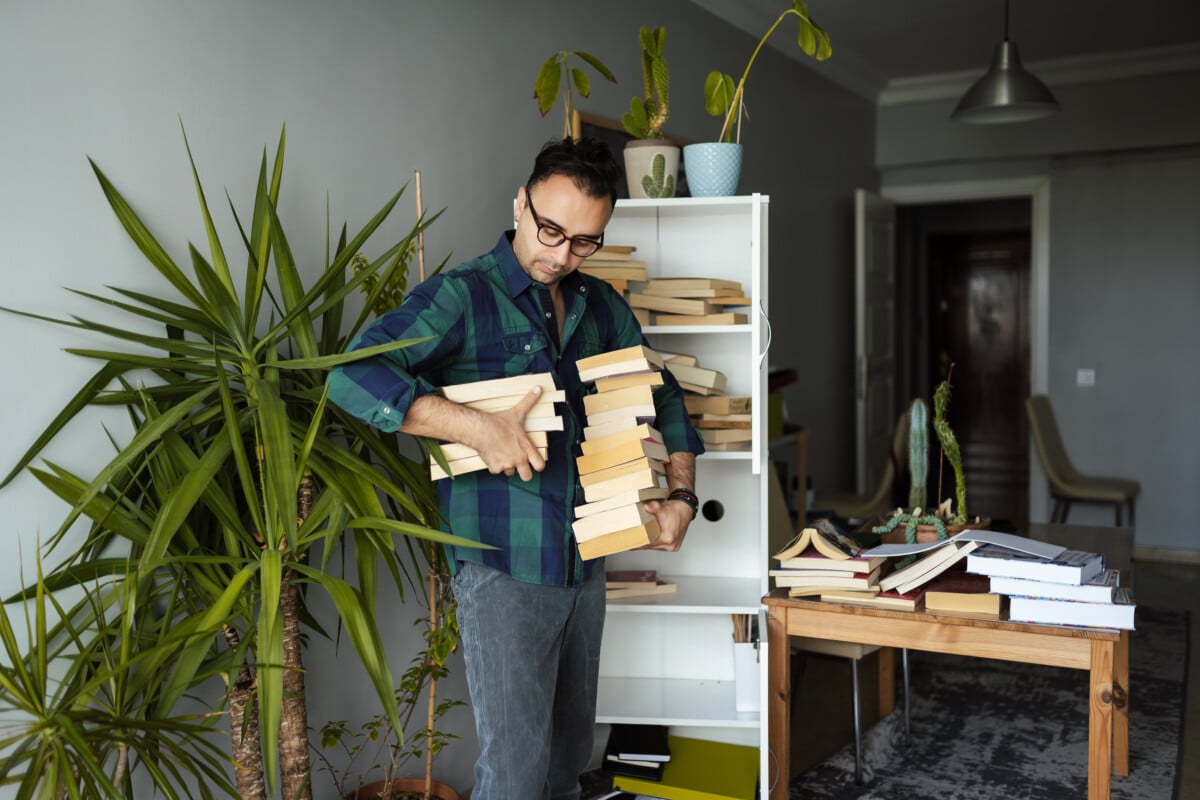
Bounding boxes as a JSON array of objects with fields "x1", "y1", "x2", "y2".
[
  {"x1": 640, "y1": 497, "x2": 694, "y2": 552},
  {"x1": 473, "y1": 386, "x2": 547, "y2": 481}
]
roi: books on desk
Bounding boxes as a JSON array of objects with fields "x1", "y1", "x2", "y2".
[
  {"x1": 820, "y1": 587, "x2": 925, "y2": 612},
  {"x1": 1008, "y1": 587, "x2": 1136, "y2": 629},
  {"x1": 922, "y1": 570, "x2": 1005, "y2": 618},
  {"x1": 877, "y1": 541, "x2": 983, "y2": 595},
  {"x1": 966, "y1": 546, "x2": 1106, "y2": 586}
]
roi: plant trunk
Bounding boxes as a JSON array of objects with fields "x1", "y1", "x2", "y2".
[
  {"x1": 225, "y1": 627, "x2": 267, "y2": 800},
  {"x1": 280, "y1": 474, "x2": 316, "y2": 800},
  {"x1": 424, "y1": 564, "x2": 439, "y2": 799},
  {"x1": 279, "y1": 574, "x2": 313, "y2": 800}
]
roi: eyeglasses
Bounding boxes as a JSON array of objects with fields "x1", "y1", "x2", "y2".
[{"x1": 524, "y1": 191, "x2": 604, "y2": 258}]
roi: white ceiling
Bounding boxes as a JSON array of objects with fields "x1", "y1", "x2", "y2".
[{"x1": 692, "y1": 0, "x2": 1200, "y2": 103}]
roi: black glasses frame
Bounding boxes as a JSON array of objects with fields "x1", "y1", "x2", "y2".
[{"x1": 524, "y1": 191, "x2": 604, "y2": 258}]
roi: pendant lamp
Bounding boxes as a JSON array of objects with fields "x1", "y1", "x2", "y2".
[{"x1": 951, "y1": 0, "x2": 1059, "y2": 124}]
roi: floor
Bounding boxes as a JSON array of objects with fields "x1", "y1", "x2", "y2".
[{"x1": 1129, "y1": 558, "x2": 1200, "y2": 799}]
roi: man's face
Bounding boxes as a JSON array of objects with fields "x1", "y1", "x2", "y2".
[{"x1": 513, "y1": 174, "x2": 612, "y2": 290}]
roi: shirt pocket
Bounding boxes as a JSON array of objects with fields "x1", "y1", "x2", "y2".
[{"x1": 500, "y1": 328, "x2": 551, "y2": 373}]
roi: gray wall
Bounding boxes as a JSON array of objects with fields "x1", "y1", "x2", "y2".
[
  {"x1": 879, "y1": 71, "x2": 1200, "y2": 553},
  {"x1": 0, "y1": 1, "x2": 873, "y2": 795}
]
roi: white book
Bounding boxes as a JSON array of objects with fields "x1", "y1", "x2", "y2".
[
  {"x1": 1008, "y1": 588, "x2": 1136, "y2": 630},
  {"x1": 989, "y1": 569, "x2": 1121, "y2": 603},
  {"x1": 862, "y1": 529, "x2": 1066, "y2": 560}
]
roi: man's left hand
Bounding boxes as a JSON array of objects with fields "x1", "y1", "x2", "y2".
[{"x1": 640, "y1": 498, "x2": 694, "y2": 552}]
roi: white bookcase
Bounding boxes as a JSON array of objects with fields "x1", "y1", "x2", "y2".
[{"x1": 596, "y1": 195, "x2": 772, "y2": 797}]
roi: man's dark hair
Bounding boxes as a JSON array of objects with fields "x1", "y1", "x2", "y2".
[{"x1": 526, "y1": 137, "x2": 620, "y2": 208}]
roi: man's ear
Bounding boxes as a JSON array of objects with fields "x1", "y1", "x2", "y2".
[{"x1": 513, "y1": 186, "x2": 528, "y2": 223}]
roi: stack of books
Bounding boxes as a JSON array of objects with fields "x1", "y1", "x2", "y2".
[
  {"x1": 605, "y1": 568, "x2": 677, "y2": 600},
  {"x1": 659, "y1": 352, "x2": 750, "y2": 452},
  {"x1": 579, "y1": 245, "x2": 646, "y2": 295},
  {"x1": 572, "y1": 346, "x2": 668, "y2": 560},
  {"x1": 628, "y1": 277, "x2": 751, "y2": 326},
  {"x1": 967, "y1": 547, "x2": 1135, "y2": 629},
  {"x1": 429, "y1": 373, "x2": 562, "y2": 480},
  {"x1": 770, "y1": 519, "x2": 885, "y2": 597},
  {"x1": 603, "y1": 724, "x2": 671, "y2": 781}
]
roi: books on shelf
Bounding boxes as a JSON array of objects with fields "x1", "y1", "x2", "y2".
[
  {"x1": 580, "y1": 262, "x2": 649, "y2": 281},
  {"x1": 594, "y1": 244, "x2": 637, "y2": 258},
  {"x1": 966, "y1": 547, "x2": 1105, "y2": 586},
  {"x1": 605, "y1": 569, "x2": 661, "y2": 589},
  {"x1": 694, "y1": 413, "x2": 752, "y2": 429},
  {"x1": 644, "y1": 277, "x2": 742, "y2": 293},
  {"x1": 628, "y1": 292, "x2": 720, "y2": 317},
  {"x1": 611, "y1": 736, "x2": 758, "y2": 800},
  {"x1": 877, "y1": 540, "x2": 983, "y2": 594},
  {"x1": 685, "y1": 395, "x2": 751, "y2": 416},
  {"x1": 576, "y1": 345, "x2": 664, "y2": 383},
  {"x1": 607, "y1": 578, "x2": 677, "y2": 601},
  {"x1": 922, "y1": 570, "x2": 1005, "y2": 617},
  {"x1": 773, "y1": 518, "x2": 863, "y2": 562},
  {"x1": 821, "y1": 587, "x2": 925, "y2": 612},
  {"x1": 655, "y1": 312, "x2": 749, "y2": 326},
  {"x1": 1008, "y1": 587, "x2": 1136, "y2": 629},
  {"x1": 603, "y1": 723, "x2": 670, "y2": 780},
  {"x1": 699, "y1": 427, "x2": 752, "y2": 445},
  {"x1": 664, "y1": 362, "x2": 727, "y2": 392},
  {"x1": 988, "y1": 569, "x2": 1122, "y2": 603}
]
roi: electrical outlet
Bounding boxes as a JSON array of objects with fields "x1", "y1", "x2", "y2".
[{"x1": 1076, "y1": 368, "x2": 1096, "y2": 388}]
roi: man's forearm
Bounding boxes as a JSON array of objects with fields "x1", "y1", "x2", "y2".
[{"x1": 665, "y1": 451, "x2": 697, "y2": 492}]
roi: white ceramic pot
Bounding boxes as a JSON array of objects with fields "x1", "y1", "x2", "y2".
[{"x1": 623, "y1": 140, "x2": 680, "y2": 199}]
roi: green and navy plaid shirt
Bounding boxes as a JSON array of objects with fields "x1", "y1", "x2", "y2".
[{"x1": 328, "y1": 232, "x2": 704, "y2": 586}]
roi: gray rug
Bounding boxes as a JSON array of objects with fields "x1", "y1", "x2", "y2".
[{"x1": 791, "y1": 607, "x2": 1189, "y2": 800}]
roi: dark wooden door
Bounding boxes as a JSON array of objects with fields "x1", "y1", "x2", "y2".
[{"x1": 927, "y1": 231, "x2": 1030, "y2": 522}]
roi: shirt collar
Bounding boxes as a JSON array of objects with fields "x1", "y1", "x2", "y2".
[{"x1": 494, "y1": 230, "x2": 586, "y2": 298}]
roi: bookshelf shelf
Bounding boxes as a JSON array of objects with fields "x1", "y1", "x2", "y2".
[
  {"x1": 597, "y1": 195, "x2": 770, "y2": 794},
  {"x1": 596, "y1": 677, "x2": 760, "y2": 728}
]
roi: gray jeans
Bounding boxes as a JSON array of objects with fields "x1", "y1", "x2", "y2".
[{"x1": 451, "y1": 561, "x2": 606, "y2": 800}]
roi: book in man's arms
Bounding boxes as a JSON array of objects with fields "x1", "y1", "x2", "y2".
[
  {"x1": 579, "y1": 456, "x2": 666, "y2": 488},
  {"x1": 966, "y1": 547, "x2": 1105, "y2": 586},
  {"x1": 576, "y1": 345, "x2": 664, "y2": 383},
  {"x1": 989, "y1": 568, "x2": 1121, "y2": 603},
  {"x1": 576, "y1": 437, "x2": 669, "y2": 475},
  {"x1": 580, "y1": 423, "x2": 663, "y2": 456},
  {"x1": 572, "y1": 503, "x2": 657, "y2": 542},
  {"x1": 878, "y1": 540, "x2": 983, "y2": 594},
  {"x1": 593, "y1": 371, "x2": 664, "y2": 393},
  {"x1": 583, "y1": 383, "x2": 657, "y2": 416},
  {"x1": 1008, "y1": 587, "x2": 1136, "y2": 629},
  {"x1": 922, "y1": 571, "x2": 1005, "y2": 617},
  {"x1": 577, "y1": 520, "x2": 660, "y2": 560},
  {"x1": 773, "y1": 518, "x2": 863, "y2": 562},
  {"x1": 439, "y1": 372, "x2": 558, "y2": 404},
  {"x1": 821, "y1": 587, "x2": 925, "y2": 612},
  {"x1": 582, "y1": 467, "x2": 665, "y2": 503},
  {"x1": 576, "y1": 486, "x2": 669, "y2": 518}
]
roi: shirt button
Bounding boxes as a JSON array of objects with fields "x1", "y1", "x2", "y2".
[
  {"x1": 383, "y1": 407, "x2": 392, "y2": 414},
  {"x1": 524, "y1": 344, "x2": 531, "y2": 351},
  {"x1": 545, "y1": 311, "x2": 552, "y2": 318},
  {"x1": 570, "y1": 314, "x2": 577, "y2": 320}
]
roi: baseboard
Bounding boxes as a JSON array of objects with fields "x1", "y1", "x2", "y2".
[{"x1": 1135, "y1": 546, "x2": 1200, "y2": 565}]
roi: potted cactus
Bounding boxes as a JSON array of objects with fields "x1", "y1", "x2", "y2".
[
  {"x1": 620, "y1": 25, "x2": 679, "y2": 199},
  {"x1": 873, "y1": 367, "x2": 989, "y2": 543}
]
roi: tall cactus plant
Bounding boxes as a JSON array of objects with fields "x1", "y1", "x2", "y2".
[
  {"x1": 907, "y1": 398, "x2": 928, "y2": 510},
  {"x1": 933, "y1": 371, "x2": 968, "y2": 524}
]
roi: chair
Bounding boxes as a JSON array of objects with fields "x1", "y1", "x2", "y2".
[
  {"x1": 1026, "y1": 395, "x2": 1140, "y2": 526},
  {"x1": 790, "y1": 639, "x2": 910, "y2": 784},
  {"x1": 813, "y1": 407, "x2": 911, "y2": 521}
]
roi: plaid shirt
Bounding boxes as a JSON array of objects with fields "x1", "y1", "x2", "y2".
[{"x1": 328, "y1": 232, "x2": 704, "y2": 586}]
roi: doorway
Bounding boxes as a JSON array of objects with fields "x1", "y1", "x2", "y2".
[{"x1": 896, "y1": 198, "x2": 1032, "y2": 523}]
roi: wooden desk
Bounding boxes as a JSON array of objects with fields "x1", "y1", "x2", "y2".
[{"x1": 764, "y1": 591, "x2": 1129, "y2": 800}]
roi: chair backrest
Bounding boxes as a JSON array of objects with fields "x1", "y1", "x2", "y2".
[
  {"x1": 858, "y1": 408, "x2": 912, "y2": 516},
  {"x1": 1025, "y1": 395, "x2": 1082, "y2": 490}
]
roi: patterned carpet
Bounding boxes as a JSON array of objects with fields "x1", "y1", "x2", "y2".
[{"x1": 791, "y1": 607, "x2": 1189, "y2": 800}]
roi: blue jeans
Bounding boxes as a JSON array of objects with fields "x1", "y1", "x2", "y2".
[{"x1": 451, "y1": 561, "x2": 606, "y2": 800}]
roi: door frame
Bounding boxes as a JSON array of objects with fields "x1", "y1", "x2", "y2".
[{"x1": 880, "y1": 176, "x2": 1050, "y2": 521}]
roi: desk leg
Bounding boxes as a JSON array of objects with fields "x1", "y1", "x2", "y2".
[
  {"x1": 1113, "y1": 631, "x2": 1130, "y2": 777},
  {"x1": 877, "y1": 647, "x2": 896, "y2": 718},
  {"x1": 767, "y1": 605, "x2": 790, "y2": 800},
  {"x1": 1088, "y1": 639, "x2": 1116, "y2": 800}
]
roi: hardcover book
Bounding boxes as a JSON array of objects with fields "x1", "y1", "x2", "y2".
[
  {"x1": 1008, "y1": 587, "x2": 1136, "y2": 629},
  {"x1": 966, "y1": 547, "x2": 1105, "y2": 586},
  {"x1": 922, "y1": 571, "x2": 1005, "y2": 617},
  {"x1": 988, "y1": 569, "x2": 1121, "y2": 603}
]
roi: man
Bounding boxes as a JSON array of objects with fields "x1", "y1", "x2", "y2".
[{"x1": 327, "y1": 137, "x2": 703, "y2": 799}]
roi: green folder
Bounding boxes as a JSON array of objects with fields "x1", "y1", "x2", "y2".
[{"x1": 611, "y1": 736, "x2": 758, "y2": 800}]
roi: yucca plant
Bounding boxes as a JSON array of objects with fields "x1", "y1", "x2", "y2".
[{"x1": 0, "y1": 124, "x2": 478, "y2": 798}]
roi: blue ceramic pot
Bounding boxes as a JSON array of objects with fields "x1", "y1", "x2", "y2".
[{"x1": 682, "y1": 142, "x2": 743, "y2": 197}]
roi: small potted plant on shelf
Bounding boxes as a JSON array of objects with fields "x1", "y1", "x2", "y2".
[
  {"x1": 620, "y1": 25, "x2": 678, "y2": 199},
  {"x1": 534, "y1": 47, "x2": 617, "y2": 140},
  {"x1": 873, "y1": 366, "x2": 989, "y2": 544},
  {"x1": 686, "y1": 0, "x2": 831, "y2": 197}
]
